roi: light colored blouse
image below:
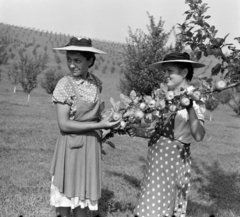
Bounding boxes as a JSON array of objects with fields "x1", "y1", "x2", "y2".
[{"x1": 174, "y1": 101, "x2": 205, "y2": 144}]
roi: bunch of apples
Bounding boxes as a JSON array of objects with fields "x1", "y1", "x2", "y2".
[{"x1": 101, "y1": 78, "x2": 235, "y2": 141}]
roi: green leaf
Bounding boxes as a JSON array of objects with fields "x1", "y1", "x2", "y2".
[
  {"x1": 204, "y1": 22, "x2": 210, "y2": 28},
  {"x1": 196, "y1": 33, "x2": 202, "y2": 43},
  {"x1": 211, "y1": 63, "x2": 221, "y2": 76},
  {"x1": 110, "y1": 97, "x2": 116, "y2": 109},
  {"x1": 106, "y1": 141, "x2": 116, "y2": 149},
  {"x1": 206, "y1": 78, "x2": 213, "y2": 83},
  {"x1": 186, "y1": 13, "x2": 193, "y2": 20},
  {"x1": 209, "y1": 25, "x2": 215, "y2": 33},
  {"x1": 234, "y1": 37, "x2": 240, "y2": 44},
  {"x1": 196, "y1": 50, "x2": 202, "y2": 60},
  {"x1": 223, "y1": 33, "x2": 230, "y2": 41},
  {"x1": 212, "y1": 30, "x2": 218, "y2": 38},
  {"x1": 177, "y1": 23, "x2": 182, "y2": 27},
  {"x1": 205, "y1": 15, "x2": 211, "y2": 19},
  {"x1": 129, "y1": 90, "x2": 137, "y2": 100},
  {"x1": 101, "y1": 150, "x2": 107, "y2": 155},
  {"x1": 181, "y1": 23, "x2": 186, "y2": 31},
  {"x1": 185, "y1": 31, "x2": 193, "y2": 37},
  {"x1": 190, "y1": 43, "x2": 198, "y2": 51},
  {"x1": 160, "y1": 83, "x2": 168, "y2": 93}
]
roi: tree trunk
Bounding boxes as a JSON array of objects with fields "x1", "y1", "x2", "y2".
[
  {"x1": 27, "y1": 94, "x2": 30, "y2": 102},
  {"x1": 13, "y1": 86, "x2": 16, "y2": 93},
  {"x1": 209, "y1": 112, "x2": 212, "y2": 121}
]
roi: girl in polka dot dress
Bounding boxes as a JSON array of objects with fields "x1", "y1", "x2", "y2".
[
  {"x1": 49, "y1": 37, "x2": 120, "y2": 217},
  {"x1": 131, "y1": 52, "x2": 206, "y2": 217}
]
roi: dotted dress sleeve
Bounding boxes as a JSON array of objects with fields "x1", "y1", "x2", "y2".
[
  {"x1": 52, "y1": 77, "x2": 73, "y2": 106},
  {"x1": 193, "y1": 101, "x2": 206, "y2": 121},
  {"x1": 93, "y1": 74, "x2": 103, "y2": 93}
]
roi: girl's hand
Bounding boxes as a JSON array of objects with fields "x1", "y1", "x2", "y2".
[
  {"x1": 126, "y1": 126, "x2": 137, "y2": 137},
  {"x1": 99, "y1": 115, "x2": 121, "y2": 129}
]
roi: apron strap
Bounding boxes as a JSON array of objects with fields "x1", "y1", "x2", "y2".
[{"x1": 66, "y1": 76, "x2": 81, "y2": 102}]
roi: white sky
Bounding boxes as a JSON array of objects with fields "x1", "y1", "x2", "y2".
[{"x1": 0, "y1": 0, "x2": 239, "y2": 47}]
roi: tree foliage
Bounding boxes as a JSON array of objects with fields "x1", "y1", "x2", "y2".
[
  {"x1": 213, "y1": 89, "x2": 232, "y2": 105},
  {"x1": 228, "y1": 91, "x2": 240, "y2": 115},
  {"x1": 205, "y1": 96, "x2": 219, "y2": 121},
  {"x1": 120, "y1": 13, "x2": 172, "y2": 95},
  {"x1": 40, "y1": 68, "x2": 64, "y2": 94},
  {"x1": 178, "y1": 0, "x2": 240, "y2": 116},
  {"x1": 8, "y1": 66, "x2": 20, "y2": 93},
  {"x1": 14, "y1": 52, "x2": 48, "y2": 101},
  {"x1": 0, "y1": 34, "x2": 10, "y2": 82},
  {"x1": 0, "y1": 34, "x2": 10, "y2": 65},
  {"x1": 178, "y1": 0, "x2": 240, "y2": 81}
]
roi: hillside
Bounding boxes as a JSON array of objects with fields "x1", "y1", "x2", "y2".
[
  {"x1": 0, "y1": 23, "x2": 126, "y2": 107},
  {"x1": 0, "y1": 22, "x2": 222, "y2": 106}
]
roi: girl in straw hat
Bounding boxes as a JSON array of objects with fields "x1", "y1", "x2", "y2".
[
  {"x1": 130, "y1": 52, "x2": 206, "y2": 217},
  {"x1": 50, "y1": 37, "x2": 120, "y2": 217}
]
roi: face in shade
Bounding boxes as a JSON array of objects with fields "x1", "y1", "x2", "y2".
[{"x1": 66, "y1": 51, "x2": 93, "y2": 79}]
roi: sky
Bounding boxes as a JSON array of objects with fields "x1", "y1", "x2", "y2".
[{"x1": 0, "y1": 0, "x2": 240, "y2": 48}]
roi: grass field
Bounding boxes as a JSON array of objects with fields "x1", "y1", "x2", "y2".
[{"x1": 1, "y1": 65, "x2": 240, "y2": 217}]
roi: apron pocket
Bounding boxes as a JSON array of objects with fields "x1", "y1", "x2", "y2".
[{"x1": 67, "y1": 134, "x2": 84, "y2": 149}]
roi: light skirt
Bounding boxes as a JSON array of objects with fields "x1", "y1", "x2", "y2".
[{"x1": 50, "y1": 176, "x2": 98, "y2": 210}]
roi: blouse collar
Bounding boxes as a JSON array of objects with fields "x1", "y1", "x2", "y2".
[{"x1": 70, "y1": 72, "x2": 94, "y2": 84}]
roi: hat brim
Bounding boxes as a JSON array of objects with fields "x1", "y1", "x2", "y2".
[
  {"x1": 53, "y1": 45, "x2": 107, "y2": 54},
  {"x1": 150, "y1": 60, "x2": 205, "y2": 69}
]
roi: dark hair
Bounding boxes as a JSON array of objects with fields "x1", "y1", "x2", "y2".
[
  {"x1": 66, "y1": 50, "x2": 96, "y2": 68},
  {"x1": 171, "y1": 62, "x2": 194, "y2": 81}
]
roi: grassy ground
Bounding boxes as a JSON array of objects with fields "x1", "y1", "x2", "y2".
[{"x1": 1, "y1": 70, "x2": 240, "y2": 217}]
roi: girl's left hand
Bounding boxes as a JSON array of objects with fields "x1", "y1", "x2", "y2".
[{"x1": 99, "y1": 115, "x2": 121, "y2": 129}]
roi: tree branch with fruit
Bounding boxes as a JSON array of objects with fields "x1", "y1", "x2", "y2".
[
  {"x1": 101, "y1": 0, "x2": 240, "y2": 142},
  {"x1": 178, "y1": 0, "x2": 240, "y2": 93}
]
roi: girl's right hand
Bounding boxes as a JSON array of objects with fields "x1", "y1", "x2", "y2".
[{"x1": 126, "y1": 125, "x2": 137, "y2": 137}]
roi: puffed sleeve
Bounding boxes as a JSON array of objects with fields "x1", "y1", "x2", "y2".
[
  {"x1": 193, "y1": 101, "x2": 205, "y2": 121},
  {"x1": 52, "y1": 77, "x2": 73, "y2": 106}
]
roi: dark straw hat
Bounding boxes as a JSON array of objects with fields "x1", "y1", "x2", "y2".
[
  {"x1": 150, "y1": 52, "x2": 205, "y2": 69},
  {"x1": 53, "y1": 37, "x2": 107, "y2": 54}
]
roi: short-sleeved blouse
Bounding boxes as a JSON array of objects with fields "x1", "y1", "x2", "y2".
[
  {"x1": 52, "y1": 73, "x2": 102, "y2": 120},
  {"x1": 174, "y1": 100, "x2": 205, "y2": 144}
]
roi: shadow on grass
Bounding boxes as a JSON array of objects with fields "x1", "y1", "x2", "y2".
[
  {"x1": 225, "y1": 125, "x2": 240, "y2": 129},
  {"x1": 91, "y1": 187, "x2": 135, "y2": 217},
  {"x1": 107, "y1": 171, "x2": 141, "y2": 190},
  {"x1": 189, "y1": 159, "x2": 240, "y2": 216}
]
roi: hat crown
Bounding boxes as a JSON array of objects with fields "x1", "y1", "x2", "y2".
[
  {"x1": 163, "y1": 52, "x2": 190, "y2": 61},
  {"x1": 67, "y1": 37, "x2": 92, "y2": 47}
]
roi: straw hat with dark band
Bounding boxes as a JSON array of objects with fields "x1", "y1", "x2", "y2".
[
  {"x1": 53, "y1": 37, "x2": 107, "y2": 54},
  {"x1": 150, "y1": 52, "x2": 205, "y2": 69}
]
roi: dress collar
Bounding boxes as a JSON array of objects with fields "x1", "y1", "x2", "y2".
[{"x1": 70, "y1": 72, "x2": 94, "y2": 83}]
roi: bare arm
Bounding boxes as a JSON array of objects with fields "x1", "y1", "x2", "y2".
[
  {"x1": 187, "y1": 105, "x2": 205, "y2": 142},
  {"x1": 56, "y1": 103, "x2": 120, "y2": 134}
]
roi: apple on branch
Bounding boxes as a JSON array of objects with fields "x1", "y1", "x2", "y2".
[
  {"x1": 214, "y1": 80, "x2": 227, "y2": 91},
  {"x1": 165, "y1": 91, "x2": 175, "y2": 101},
  {"x1": 180, "y1": 97, "x2": 191, "y2": 108}
]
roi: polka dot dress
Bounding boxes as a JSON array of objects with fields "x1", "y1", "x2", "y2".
[{"x1": 135, "y1": 114, "x2": 191, "y2": 217}]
